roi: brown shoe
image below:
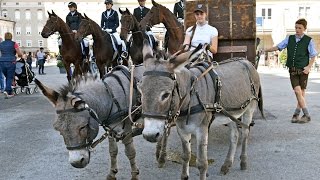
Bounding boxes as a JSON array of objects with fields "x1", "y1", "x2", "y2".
[
  {"x1": 297, "y1": 115, "x2": 311, "y2": 124},
  {"x1": 291, "y1": 114, "x2": 300, "y2": 123}
]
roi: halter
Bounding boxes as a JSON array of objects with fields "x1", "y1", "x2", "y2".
[
  {"x1": 42, "y1": 16, "x2": 60, "y2": 36},
  {"x1": 145, "y1": 6, "x2": 183, "y2": 30},
  {"x1": 141, "y1": 71, "x2": 185, "y2": 127},
  {"x1": 56, "y1": 104, "x2": 99, "y2": 151},
  {"x1": 78, "y1": 18, "x2": 92, "y2": 39}
]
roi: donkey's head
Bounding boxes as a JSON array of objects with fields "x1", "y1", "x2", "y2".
[
  {"x1": 34, "y1": 79, "x2": 99, "y2": 168},
  {"x1": 138, "y1": 40, "x2": 194, "y2": 143},
  {"x1": 41, "y1": 10, "x2": 61, "y2": 38},
  {"x1": 75, "y1": 13, "x2": 93, "y2": 42}
]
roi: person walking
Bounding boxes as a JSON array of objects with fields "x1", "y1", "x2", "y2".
[
  {"x1": 264, "y1": 18, "x2": 318, "y2": 123},
  {"x1": 26, "y1": 52, "x2": 33, "y2": 70},
  {"x1": 0, "y1": 32, "x2": 23, "y2": 98},
  {"x1": 182, "y1": 3, "x2": 218, "y2": 58},
  {"x1": 37, "y1": 47, "x2": 46, "y2": 75}
]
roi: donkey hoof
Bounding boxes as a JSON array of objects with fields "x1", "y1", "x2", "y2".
[
  {"x1": 106, "y1": 175, "x2": 116, "y2": 180},
  {"x1": 131, "y1": 177, "x2": 139, "y2": 180},
  {"x1": 240, "y1": 161, "x2": 247, "y2": 170},
  {"x1": 181, "y1": 175, "x2": 189, "y2": 180},
  {"x1": 220, "y1": 165, "x2": 230, "y2": 175}
]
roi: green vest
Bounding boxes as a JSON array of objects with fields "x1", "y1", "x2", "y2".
[{"x1": 286, "y1": 35, "x2": 311, "y2": 68}]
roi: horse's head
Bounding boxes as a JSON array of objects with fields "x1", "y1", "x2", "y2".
[
  {"x1": 119, "y1": 8, "x2": 136, "y2": 41},
  {"x1": 34, "y1": 79, "x2": 99, "y2": 168},
  {"x1": 75, "y1": 13, "x2": 93, "y2": 42},
  {"x1": 140, "y1": 0, "x2": 163, "y2": 31},
  {"x1": 41, "y1": 10, "x2": 61, "y2": 38},
  {"x1": 139, "y1": 40, "x2": 194, "y2": 143}
]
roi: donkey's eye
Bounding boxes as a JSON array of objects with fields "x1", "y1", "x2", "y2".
[
  {"x1": 161, "y1": 93, "x2": 170, "y2": 101},
  {"x1": 80, "y1": 124, "x2": 88, "y2": 131}
]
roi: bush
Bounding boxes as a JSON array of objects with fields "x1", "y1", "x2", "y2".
[
  {"x1": 57, "y1": 60, "x2": 64, "y2": 68},
  {"x1": 279, "y1": 49, "x2": 287, "y2": 65}
]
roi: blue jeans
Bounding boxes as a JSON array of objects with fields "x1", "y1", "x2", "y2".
[
  {"x1": 0, "y1": 69, "x2": 4, "y2": 92},
  {"x1": 0, "y1": 61, "x2": 16, "y2": 95}
]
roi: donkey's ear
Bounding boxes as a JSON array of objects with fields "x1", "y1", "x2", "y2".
[
  {"x1": 143, "y1": 39, "x2": 153, "y2": 62},
  {"x1": 34, "y1": 79, "x2": 60, "y2": 106},
  {"x1": 169, "y1": 51, "x2": 193, "y2": 70}
]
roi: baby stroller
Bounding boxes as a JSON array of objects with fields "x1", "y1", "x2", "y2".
[{"x1": 13, "y1": 59, "x2": 38, "y2": 95}]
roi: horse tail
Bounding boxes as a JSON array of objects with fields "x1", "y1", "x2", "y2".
[{"x1": 258, "y1": 84, "x2": 265, "y2": 119}]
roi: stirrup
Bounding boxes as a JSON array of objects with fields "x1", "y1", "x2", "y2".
[{"x1": 121, "y1": 51, "x2": 128, "y2": 59}]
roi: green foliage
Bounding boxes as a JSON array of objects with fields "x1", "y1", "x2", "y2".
[
  {"x1": 279, "y1": 49, "x2": 287, "y2": 65},
  {"x1": 56, "y1": 60, "x2": 64, "y2": 68}
]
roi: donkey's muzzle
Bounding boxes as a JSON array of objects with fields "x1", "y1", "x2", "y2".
[{"x1": 143, "y1": 132, "x2": 160, "y2": 143}]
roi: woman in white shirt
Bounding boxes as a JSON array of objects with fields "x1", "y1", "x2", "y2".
[{"x1": 183, "y1": 3, "x2": 218, "y2": 57}]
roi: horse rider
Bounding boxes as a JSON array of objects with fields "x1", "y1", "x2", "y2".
[
  {"x1": 133, "y1": 0, "x2": 157, "y2": 49},
  {"x1": 66, "y1": 2, "x2": 90, "y2": 64},
  {"x1": 101, "y1": 0, "x2": 128, "y2": 62},
  {"x1": 173, "y1": 0, "x2": 184, "y2": 24},
  {"x1": 183, "y1": 3, "x2": 218, "y2": 59}
]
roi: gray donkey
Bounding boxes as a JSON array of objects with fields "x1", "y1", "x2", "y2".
[
  {"x1": 139, "y1": 42, "x2": 264, "y2": 180},
  {"x1": 35, "y1": 65, "x2": 169, "y2": 180}
]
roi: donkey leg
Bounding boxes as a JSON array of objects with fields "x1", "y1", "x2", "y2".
[
  {"x1": 196, "y1": 126, "x2": 209, "y2": 180},
  {"x1": 122, "y1": 135, "x2": 139, "y2": 180},
  {"x1": 220, "y1": 121, "x2": 239, "y2": 175},
  {"x1": 177, "y1": 128, "x2": 191, "y2": 180},
  {"x1": 157, "y1": 127, "x2": 171, "y2": 168},
  {"x1": 107, "y1": 137, "x2": 118, "y2": 180},
  {"x1": 240, "y1": 104, "x2": 255, "y2": 170}
]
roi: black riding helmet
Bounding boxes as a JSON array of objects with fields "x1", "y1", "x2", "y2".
[
  {"x1": 104, "y1": 0, "x2": 113, "y2": 4},
  {"x1": 68, "y1": 2, "x2": 77, "y2": 8}
]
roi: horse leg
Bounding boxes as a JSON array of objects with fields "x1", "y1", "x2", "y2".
[
  {"x1": 196, "y1": 126, "x2": 209, "y2": 180},
  {"x1": 177, "y1": 127, "x2": 191, "y2": 180},
  {"x1": 107, "y1": 137, "x2": 118, "y2": 180},
  {"x1": 156, "y1": 127, "x2": 171, "y2": 168},
  {"x1": 220, "y1": 121, "x2": 239, "y2": 175},
  {"x1": 65, "y1": 63, "x2": 72, "y2": 81},
  {"x1": 122, "y1": 135, "x2": 139, "y2": 180},
  {"x1": 239, "y1": 103, "x2": 256, "y2": 170}
]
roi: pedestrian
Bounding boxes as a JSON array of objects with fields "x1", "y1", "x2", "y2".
[
  {"x1": 0, "y1": 32, "x2": 23, "y2": 98},
  {"x1": 37, "y1": 47, "x2": 46, "y2": 75},
  {"x1": 26, "y1": 52, "x2": 33, "y2": 70},
  {"x1": 0, "y1": 67, "x2": 4, "y2": 93},
  {"x1": 264, "y1": 18, "x2": 318, "y2": 123},
  {"x1": 182, "y1": 3, "x2": 218, "y2": 58},
  {"x1": 101, "y1": 0, "x2": 127, "y2": 61}
]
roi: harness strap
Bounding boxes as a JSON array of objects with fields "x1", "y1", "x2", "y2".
[{"x1": 215, "y1": 103, "x2": 250, "y2": 129}]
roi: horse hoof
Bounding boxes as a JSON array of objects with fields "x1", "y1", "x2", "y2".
[
  {"x1": 240, "y1": 161, "x2": 247, "y2": 170},
  {"x1": 220, "y1": 165, "x2": 230, "y2": 175},
  {"x1": 181, "y1": 176, "x2": 188, "y2": 180},
  {"x1": 106, "y1": 175, "x2": 116, "y2": 180}
]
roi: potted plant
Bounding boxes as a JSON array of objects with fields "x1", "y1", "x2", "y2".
[{"x1": 56, "y1": 58, "x2": 66, "y2": 74}]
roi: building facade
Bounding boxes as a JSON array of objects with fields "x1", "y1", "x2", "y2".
[
  {"x1": 256, "y1": 0, "x2": 320, "y2": 65},
  {"x1": 0, "y1": 0, "x2": 178, "y2": 54},
  {"x1": 0, "y1": 16, "x2": 15, "y2": 40}
]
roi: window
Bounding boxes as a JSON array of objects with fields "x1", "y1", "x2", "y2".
[
  {"x1": 38, "y1": 2, "x2": 41, "y2": 5},
  {"x1": 26, "y1": 26, "x2": 31, "y2": 35},
  {"x1": 25, "y1": 10, "x2": 31, "y2": 20},
  {"x1": 2, "y1": 9, "x2": 8, "y2": 17},
  {"x1": 37, "y1": 10, "x2": 43, "y2": 20},
  {"x1": 299, "y1": 7, "x2": 310, "y2": 18},
  {"x1": 16, "y1": 2, "x2": 19, "y2": 5},
  {"x1": 38, "y1": 40, "x2": 44, "y2": 47},
  {"x1": 261, "y1": 8, "x2": 272, "y2": 19},
  {"x1": 16, "y1": 40, "x2": 22, "y2": 47},
  {"x1": 3, "y1": 3, "x2": 6, "y2": 5},
  {"x1": 16, "y1": 27, "x2": 21, "y2": 35},
  {"x1": 26, "y1": 40, "x2": 32, "y2": 47},
  {"x1": 15, "y1": 10, "x2": 20, "y2": 20},
  {"x1": 38, "y1": 26, "x2": 42, "y2": 35}
]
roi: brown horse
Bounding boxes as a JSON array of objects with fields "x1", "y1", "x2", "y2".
[
  {"x1": 75, "y1": 14, "x2": 126, "y2": 79},
  {"x1": 41, "y1": 11, "x2": 84, "y2": 81},
  {"x1": 140, "y1": 0, "x2": 184, "y2": 54},
  {"x1": 119, "y1": 8, "x2": 157, "y2": 64}
]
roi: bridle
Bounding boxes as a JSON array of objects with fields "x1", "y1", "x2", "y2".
[
  {"x1": 78, "y1": 18, "x2": 92, "y2": 39},
  {"x1": 56, "y1": 104, "x2": 99, "y2": 151},
  {"x1": 42, "y1": 16, "x2": 59, "y2": 36},
  {"x1": 141, "y1": 71, "x2": 186, "y2": 128}
]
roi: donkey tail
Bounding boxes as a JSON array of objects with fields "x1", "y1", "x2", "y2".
[{"x1": 258, "y1": 84, "x2": 265, "y2": 119}]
